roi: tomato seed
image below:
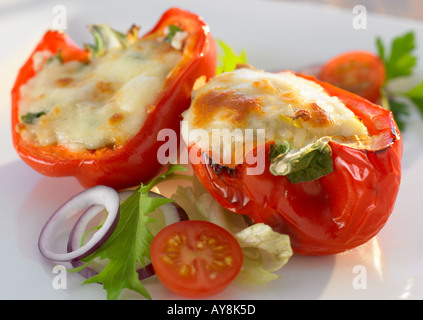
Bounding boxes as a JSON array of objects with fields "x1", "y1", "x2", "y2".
[
  {"x1": 179, "y1": 264, "x2": 190, "y2": 276},
  {"x1": 196, "y1": 241, "x2": 205, "y2": 249},
  {"x1": 162, "y1": 255, "x2": 174, "y2": 265},
  {"x1": 213, "y1": 260, "x2": 224, "y2": 267},
  {"x1": 224, "y1": 256, "x2": 233, "y2": 266},
  {"x1": 167, "y1": 238, "x2": 179, "y2": 247}
]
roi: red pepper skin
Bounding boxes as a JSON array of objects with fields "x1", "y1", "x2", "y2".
[
  {"x1": 11, "y1": 8, "x2": 217, "y2": 190},
  {"x1": 190, "y1": 75, "x2": 402, "y2": 256}
]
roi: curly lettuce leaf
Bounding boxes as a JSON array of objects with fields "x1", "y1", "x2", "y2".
[
  {"x1": 80, "y1": 190, "x2": 154, "y2": 300},
  {"x1": 73, "y1": 164, "x2": 187, "y2": 300},
  {"x1": 234, "y1": 223, "x2": 292, "y2": 285}
]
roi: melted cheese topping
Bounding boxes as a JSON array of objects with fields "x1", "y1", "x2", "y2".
[
  {"x1": 17, "y1": 37, "x2": 182, "y2": 151},
  {"x1": 182, "y1": 67, "x2": 370, "y2": 164}
]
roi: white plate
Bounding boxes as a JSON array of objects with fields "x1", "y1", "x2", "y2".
[{"x1": 1, "y1": 0, "x2": 423, "y2": 300}]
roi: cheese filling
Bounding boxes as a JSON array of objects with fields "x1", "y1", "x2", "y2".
[
  {"x1": 182, "y1": 67, "x2": 370, "y2": 165},
  {"x1": 17, "y1": 35, "x2": 183, "y2": 151}
]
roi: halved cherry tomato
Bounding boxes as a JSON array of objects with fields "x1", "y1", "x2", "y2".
[
  {"x1": 318, "y1": 51, "x2": 386, "y2": 103},
  {"x1": 150, "y1": 220, "x2": 243, "y2": 298}
]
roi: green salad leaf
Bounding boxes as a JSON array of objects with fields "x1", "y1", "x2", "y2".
[
  {"x1": 216, "y1": 39, "x2": 247, "y2": 74},
  {"x1": 72, "y1": 164, "x2": 187, "y2": 300}
]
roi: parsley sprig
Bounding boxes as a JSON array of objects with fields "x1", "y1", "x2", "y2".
[{"x1": 377, "y1": 31, "x2": 423, "y2": 130}]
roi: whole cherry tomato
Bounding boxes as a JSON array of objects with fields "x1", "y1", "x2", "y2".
[{"x1": 318, "y1": 51, "x2": 386, "y2": 103}]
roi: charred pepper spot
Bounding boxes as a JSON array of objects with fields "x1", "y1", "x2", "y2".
[
  {"x1": 108, "y1": 113, "x2": 124, "y2": 125},
  {"x1": 55, "y1": 77, "x2": 74, "y2": 87},
  {"x1": 203, "y1": 152, "x2": 237, "y2": 177},
  {"x1": 293, "y1": 103, "x2": 334, "y2": 127},
  {"x1": 192, "y1": 89, "x2": 263, "y2": 128}
]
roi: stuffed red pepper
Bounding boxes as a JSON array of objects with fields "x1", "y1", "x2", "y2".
[
  {"x1": 182, "y1": 65, "x2": 402, "y2": 256},
  {"x1": 11, "y1": 7, "x2": 216, "y2": 190}
]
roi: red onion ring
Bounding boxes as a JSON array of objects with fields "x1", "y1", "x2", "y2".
[
  {"x1": 38, "y1": 185, "x2": 120, "y2": 262},
  {"x1": 67, "y1": 190, "x2": 188, "y2": 280},
  {"x1": 66, "y1": 190, "x2": 133, "y2": 255}
]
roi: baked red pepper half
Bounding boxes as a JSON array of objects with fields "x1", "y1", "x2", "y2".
[
  {"x1": 188, "y1": 71, "x2": 402, "y2": 256},
  {"x1": 11, "y1": 7, "x2": 216, "y2": 190}
]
